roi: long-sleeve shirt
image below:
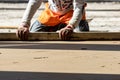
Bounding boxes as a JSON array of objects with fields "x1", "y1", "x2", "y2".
[{"x1": 22, "y1": 0, "x2": 85, "y2": 28}]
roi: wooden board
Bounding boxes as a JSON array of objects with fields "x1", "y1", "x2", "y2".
[
  {"x1": 0, "y1": 26, "x2": 17, "y2": 29},
  {"x1": 0, "y1": 32, "x2": 120, "y2": 41}
]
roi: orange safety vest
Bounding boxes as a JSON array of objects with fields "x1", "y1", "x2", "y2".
[{"x1": 38, "y1": 3, "x2": 86, "y2": 26}]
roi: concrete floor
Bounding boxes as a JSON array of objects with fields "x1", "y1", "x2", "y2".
[{"x1": 0, "y1": 41, "x2": 120, "y2": 80}]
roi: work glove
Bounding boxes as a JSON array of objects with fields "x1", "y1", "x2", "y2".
[
  {"x1": 16, "y1": 22, "x2": 29, "y2": 40},
  {"x1": 59, "y1": 25, "x2": 74, "y2": 40}
]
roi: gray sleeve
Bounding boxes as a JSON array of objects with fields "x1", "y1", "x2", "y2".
[
  {"x1": 68, "y1": 0, "x2": 85, "y2": 28},
  {"x1": 21, "y1": 0, "x2": 43, "y2": 25}
]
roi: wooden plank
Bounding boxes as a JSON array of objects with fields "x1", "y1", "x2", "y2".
[
  {"x1": 0, "y1": 32, "x2": 120, "y2": 41},
  {"x1": 0, "y1": 26, "x2": 17, "y2": 29}
]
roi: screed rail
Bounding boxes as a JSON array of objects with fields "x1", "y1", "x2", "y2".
[{"x1": 0, "y1": 32, "x2": 120, "y2": 41}]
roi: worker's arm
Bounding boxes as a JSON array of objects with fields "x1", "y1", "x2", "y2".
[
  {"x1": 21, "y1": 0, "x2": 43, "y2": 26},
  {"x1": 16, "y1": 0, "x2": 43, "y2": 40},
  {"x1": 59, "y1": 0, "x2": 85, "y2": 40},
  {"x1": 68, "y1": 0, "x2": 85, "y2": 28}
]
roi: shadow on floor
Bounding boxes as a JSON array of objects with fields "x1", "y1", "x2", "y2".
[
  {"x1": 0, "y1": 71, "x2": 120, "y2": 80},
  {"x1": 0, "y1": 41, "x2": 120, "y2": 51}
]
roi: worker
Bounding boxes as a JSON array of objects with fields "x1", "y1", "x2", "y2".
[{"x1": 16, "y1": 0, "x2": 89, "y2": 40}]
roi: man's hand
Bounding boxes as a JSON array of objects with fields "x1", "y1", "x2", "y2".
[
  {"x1": 16, "y1": 22, "x2": 29, "y2": 40},
  {"x1": 59, "y1": 25, "x2": 74, "y2": 40}
]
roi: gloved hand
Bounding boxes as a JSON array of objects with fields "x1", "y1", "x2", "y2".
[
  {"x1": 16, "y1": 22, "x2": 29, "y2": 40},
  {"x1": 59, "y1": 25, "x2": 74, "y2": 40}
]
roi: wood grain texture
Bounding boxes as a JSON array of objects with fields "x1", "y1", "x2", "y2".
[{"x1": 0, "y1": 32, "x2": 120, "y2": 41}]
